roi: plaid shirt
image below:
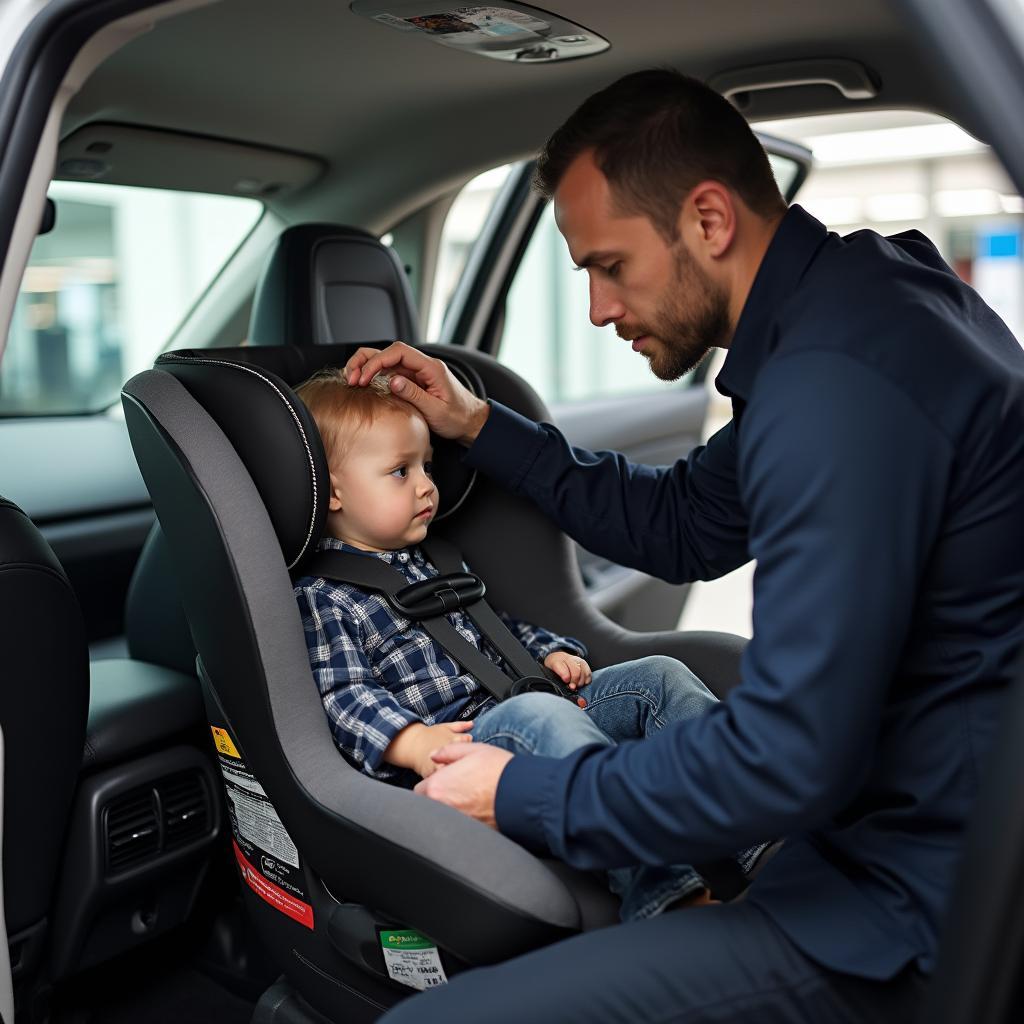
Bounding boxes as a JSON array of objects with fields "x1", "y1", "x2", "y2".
[{"x1": 294, "y1": 537, "x2": 586, "y2": 781}]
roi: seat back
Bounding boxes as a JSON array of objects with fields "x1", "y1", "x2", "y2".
[
  {"x1": 249, "y1": 223, "x2": 421, "y2": 347},
  {"x1": 0, "y1": 498, "x2": 88, "y2": 989},
  {"x1": 121, "y1": 349, "x2": 600, "y2": 1020}
]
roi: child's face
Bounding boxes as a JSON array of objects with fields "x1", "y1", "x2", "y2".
[{"x1": 326, "y1": 407, "x2": 437, "y2": 552}]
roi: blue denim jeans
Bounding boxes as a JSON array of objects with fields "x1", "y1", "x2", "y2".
[{"x1": 472, "y1": 656, "x2": 766, "y2": 921}]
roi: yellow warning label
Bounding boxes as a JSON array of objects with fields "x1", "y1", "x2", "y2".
[{"x1": 211, "y1": 726, "x2": 240, "y2": 759}]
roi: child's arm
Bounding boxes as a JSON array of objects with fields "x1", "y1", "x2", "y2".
[
  {"x1": 384, "y1": 721, "x2": 473, "y2": 778},
  {"x1": 299, "y1": 583, "x2": 424, "y2": 778}
]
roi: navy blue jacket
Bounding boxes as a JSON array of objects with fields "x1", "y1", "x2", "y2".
[{"x1": 466, "y1": 205, "x2": 1024, "y2": 980}]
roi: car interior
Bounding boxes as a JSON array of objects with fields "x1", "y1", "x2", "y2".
[{"x1": 0, "y1": 1, "x2": 1023, "y2": 1022}]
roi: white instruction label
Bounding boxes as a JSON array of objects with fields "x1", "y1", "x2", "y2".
[{"x1": 380, "y1": 930, "x2": 448, "y2": 991}]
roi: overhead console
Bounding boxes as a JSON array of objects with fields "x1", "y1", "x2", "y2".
[{"x1": 352, "y1": 1, "x2": 609, "y2": 63}]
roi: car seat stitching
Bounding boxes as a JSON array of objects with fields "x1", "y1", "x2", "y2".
[{"x1": 159, "y1": 355, "x2": 318, "y2": 569}]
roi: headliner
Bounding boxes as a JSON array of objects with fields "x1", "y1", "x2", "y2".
[{"x1": 61, "y1": 0, "x2": 960, "y2": 227}]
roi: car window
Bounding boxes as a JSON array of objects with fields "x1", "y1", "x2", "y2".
[
  {"x1": 498, "y1": 203, "x2": 685, "y2": 406},
  {"x1": 426, "y1": 164, "x2": 514, "y2": 341},
  {"x1": 2, "y1": 182, "x2": 262, "y2": 415}
]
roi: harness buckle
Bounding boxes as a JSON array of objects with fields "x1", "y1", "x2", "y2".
[{"x1": 392, "y1": 571, "x2": 486, "y2": 619}]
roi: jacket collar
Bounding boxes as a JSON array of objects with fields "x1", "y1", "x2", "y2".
[{"x1": 715, "y1": 204, "x2": 830, "y2": 402}]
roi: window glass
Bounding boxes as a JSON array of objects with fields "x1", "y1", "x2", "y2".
[
  {"x1": 2, "y1": 182, "x2": 262, "y2": 415},
  {"x1": 498, "y1": 203, "x2": 686, "y2": 406},
  {"x1": 426, "y1": 164, "x2": 513, "y2": 340}
]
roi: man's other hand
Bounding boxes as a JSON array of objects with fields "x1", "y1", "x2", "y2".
[
  {"x1": 414, "y1": 742, "x2": 514, "y2": 828},
  {"x1": 343, "y1": 341, "x2": 490, "y2": 445}
]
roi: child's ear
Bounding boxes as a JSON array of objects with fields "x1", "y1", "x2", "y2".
[{"x1": 328, "y1": 473, "x2": 344, "y2": 513}]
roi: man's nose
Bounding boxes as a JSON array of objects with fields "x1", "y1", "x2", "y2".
[{"x1": 589, "y1": 277, "x2": 626, "y2": 327}]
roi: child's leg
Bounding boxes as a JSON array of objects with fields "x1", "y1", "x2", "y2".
[
  {"x1": 582, "y1": 655, "x2": 719, "y2": 743},
  {"x1": 583, "y1": 656, "x2": 771, "y2": 910},
  {"x1": 471, "y1": 691, "x2": 613, "y2": 758},
  {"x1": 471, "y1": 688, "x2": 708, "y2": 921}
]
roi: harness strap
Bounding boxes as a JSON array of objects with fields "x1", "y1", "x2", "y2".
[{"x1": 301, "y1": 546, "x2": 528, "y2": 704}]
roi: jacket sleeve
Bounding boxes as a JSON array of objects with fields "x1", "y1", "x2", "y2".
[
  {"x1": 296, "y1": 582, "x2": 420, "y2": 779},
  {"x1": 463, "y1": 401, "x2": 751, "y2": 584},
  {"x1": 493, "y1": 353, "x2": 952, "y2": 867}
]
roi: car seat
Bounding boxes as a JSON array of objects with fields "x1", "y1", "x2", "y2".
[
  {"x1": 118, "y1": 228, "x2": 748, "y2": 1024},
  {"x1": 0, "y1": 497, "x2": 89, "y2": 1017}
]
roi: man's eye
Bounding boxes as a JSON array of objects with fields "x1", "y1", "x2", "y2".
[
  {"x1": 390, "y1": 466, "x2": 407, "y2": 478},
  {"x1": 606, "y1": 261, "x2": 622, "y2": 279},
  {"x1": 424, "y1": 461, "x2": 433, "y2": 476}
]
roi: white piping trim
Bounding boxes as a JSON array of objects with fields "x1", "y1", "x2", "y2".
[{"x1": 159, "y1": 355, "x2": 319, "y2": 569}]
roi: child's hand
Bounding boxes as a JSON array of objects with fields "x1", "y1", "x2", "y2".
[
  {"x1": 414, "y1": 721, "x2": 473, "y2": 779},
  {"x1": 385, "y1": 720, "x2": 473, "y2": 779},
  {"x1": 544, "y1": 650, "x2": 592, "y2": 690}
]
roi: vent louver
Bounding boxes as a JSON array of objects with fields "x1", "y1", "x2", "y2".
[
  {"x1": 161, "y1": 771, "x2": 211, "y2": 851},
  {"x1": 105, "y1": 789, "x2": 159, "y2": 872}
]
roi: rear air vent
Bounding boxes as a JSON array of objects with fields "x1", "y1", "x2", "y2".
[
  {"x1": 105, "y1": 789, "x2": 160, "y2": 872},
  {"x1": 103, "y1": 769, "x2": 214, "y2": 875},
  {"x1": 160, "y1": 771, "x2": 211, "y2": 851}
]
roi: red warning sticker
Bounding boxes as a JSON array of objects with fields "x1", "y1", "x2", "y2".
[{"x1": 233, "y1": 839, "x2": 314, "y2": 929}]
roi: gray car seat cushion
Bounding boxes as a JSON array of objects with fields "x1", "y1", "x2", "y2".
[{"x1": 123, "y1": 369, "x2": 583, "y2": 929}]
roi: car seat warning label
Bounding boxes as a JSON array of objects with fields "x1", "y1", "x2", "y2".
[
  {"x1": 380, "y1": 930, "x2": 448, "y2": 991},
  {"x1": 210, "y1": 725, "x2": 314, "y2": 929}
]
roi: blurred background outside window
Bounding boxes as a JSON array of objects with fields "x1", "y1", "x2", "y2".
[{"x1": 2, "y1": 182, "x2": 262, "y2": 415}]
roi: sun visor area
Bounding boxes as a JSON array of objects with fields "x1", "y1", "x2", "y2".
[
  {"x1": 54, "y1": 124, "x2": 324, "y2": 199},
  {"x1": 351, "y1": 1, "x2": 609, "y2": 63}
]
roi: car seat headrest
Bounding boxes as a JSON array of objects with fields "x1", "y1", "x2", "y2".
[
  {"x1": 248, "y1": 224, "x2": 421, "y2": 348},
  {"x1": 155, "y1": 346, "x2": 481, "y2": 569}
]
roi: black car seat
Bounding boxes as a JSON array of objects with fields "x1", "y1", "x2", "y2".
[{"x1": 0, "y1": 498, "x2": 89, "y2": 1013}]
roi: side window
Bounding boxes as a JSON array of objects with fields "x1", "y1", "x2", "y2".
[
  {"x1": 2, "y1": 182, "x2": 262, "y2": 415},
  {"x1": 426, "y1": 164, "x2": 514, "y2": 341},
  {"x1": 496, "y1": 203, "x2": 684, "y2": 406}
]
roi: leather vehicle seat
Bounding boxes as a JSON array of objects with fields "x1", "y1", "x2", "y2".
[{"x1": 0, "y1": 497, "x2": 88, "y2": 1009}]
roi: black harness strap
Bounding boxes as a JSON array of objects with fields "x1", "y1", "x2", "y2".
[{"x1": 299, "y1": 537, "x2": 580, "y2": 705}]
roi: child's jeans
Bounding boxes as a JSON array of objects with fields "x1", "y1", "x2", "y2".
[{"x1": 470, "y1": 655, "x2": 766, "y2": 921}]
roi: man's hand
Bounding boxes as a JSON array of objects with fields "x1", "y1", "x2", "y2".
[
  {"x1": 343, "y1": 341, "x2": 490, "y2": 446},
  {"x1": 414, "y1": 743, "x2": 514, "y2": 828},
  {"x1": 384, "y1": 720, "x2": 473, "y2": 779},
  {"x1": 544, "y1": 650, "x2": 592, "y2": 690}
]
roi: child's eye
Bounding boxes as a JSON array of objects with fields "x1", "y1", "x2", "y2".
[
  {"x1": 424, "y1": 461, "x2": 433, "y2": 476},
  {"x1": 390, "y1": 465, "x2": 407, "y2": 478}
]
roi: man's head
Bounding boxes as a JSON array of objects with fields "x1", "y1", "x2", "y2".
[
  {"x1": 536, "y1": 69, "x2": 786, "y2": 379},
  {"x1": 296, "y1": 368, "x2": 437, "y2": 552}
]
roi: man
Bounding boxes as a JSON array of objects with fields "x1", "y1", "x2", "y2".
[{"x1": 350, "y1": 70, "x2": 1024, "y2": 1022}]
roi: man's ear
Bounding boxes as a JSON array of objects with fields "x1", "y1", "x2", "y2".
[
  {"x1": 328, "y1": 472, "x2": 344, "y2": 513},
  {"x1": 678, "y1": 181, "x2": 736, "y2": 260}
]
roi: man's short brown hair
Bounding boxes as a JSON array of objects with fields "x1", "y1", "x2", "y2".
[
  {"x1": 295, "y1": 367, "x2": 410, "y2": 463},
  {"x1": 535, "y1": 68, "x2": 785, "y2": 240}
]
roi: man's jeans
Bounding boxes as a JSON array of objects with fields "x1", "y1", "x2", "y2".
[{"x1": 471, "y1": 656, "x2": 766, "y2": 920}]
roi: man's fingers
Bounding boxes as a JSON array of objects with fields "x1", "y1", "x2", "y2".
[
  {"x1": 448, "y1": 734, "x2": 473, "y2": 745},
  {"x1": 343, "y1": 345, "x2": 391, "y2": 383},
  {"x1": 448, "y1": 720, "x2": 474, "y2": 732},
  {"x1": 353, "y1": 341, "x2": 430, "y2": 386},
  {"x1": 389, "y1": 375, "x2": 447, "y2": 420},
  {"x1": 431, "y1": 742, "x2": 479, "y2": 765}
]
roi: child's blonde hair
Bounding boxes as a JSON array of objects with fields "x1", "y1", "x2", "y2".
[{"x1": 295, "y1": 367, "x2": 413, "y2": 463}]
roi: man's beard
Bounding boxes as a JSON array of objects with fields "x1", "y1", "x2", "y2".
[{"x1": 619, "y1": 243, "x2": 731, "y2": 381}]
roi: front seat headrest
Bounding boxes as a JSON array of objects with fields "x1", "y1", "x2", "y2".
[{"x1": 248, "y1": 224, "x2": 421, "y2": 348}]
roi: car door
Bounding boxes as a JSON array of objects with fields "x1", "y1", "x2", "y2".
[{"x1": 435, "y1": 142, "x2": 810, "y2": 632}]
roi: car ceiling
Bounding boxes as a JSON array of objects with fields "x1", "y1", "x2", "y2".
[{"x1": 60, "y1": 0, "x2": 963, "y2": 229}]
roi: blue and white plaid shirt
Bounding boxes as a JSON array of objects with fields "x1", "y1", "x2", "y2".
[{"x1": 294, "y1": 537, "x2": 586, "y2": 781}]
